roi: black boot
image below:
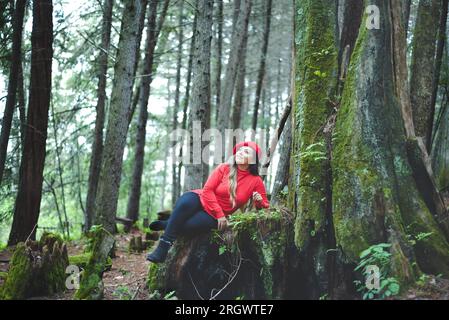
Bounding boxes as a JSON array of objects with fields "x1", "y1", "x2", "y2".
[
  {"x1": 146, "y1": 237, "x2": 173, "y2": 263},
  {"x1": 149, "y1": 220, "x2": 167, "y2": 231}
]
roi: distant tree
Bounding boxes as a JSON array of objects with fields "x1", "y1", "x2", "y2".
[{"x1": 183, "y1": 0, "x2": 214, "y2": 191}]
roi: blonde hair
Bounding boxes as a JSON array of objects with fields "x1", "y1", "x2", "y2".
[{"x1": 226, "y1": 155, "x2": 238, "y2": 208}]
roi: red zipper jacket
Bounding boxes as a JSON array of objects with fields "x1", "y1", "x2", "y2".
[{"x1": 190, "y1": 163, "x2": 270, "y2": 219}]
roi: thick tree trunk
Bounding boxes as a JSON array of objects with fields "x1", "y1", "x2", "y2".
[
  {"x1": 84, "y1": 0, "x2": 114, "y2": 233},
  {"x1": 183, "y1": 0, "x2": 214, "y2": 191},
  {"x1": 410, "y1": 0, "x2": 441, "y2": 146},
  {"x1": 288, "y1": 0, "x2": 449, "y2": 300},
  {"x1": 94, "y1": 0, "x2": 145, "y2": 233},
  {"x1": 148, "y1": 209, "x2": 304, "y2": 300},
  {"x1": 288, "y1": 0, "x2": 339, "y2": 299},
  {"x1": 8, "y1": 0, "x2": 53, "y2": 246},
  {"x1": 332, "y1": 0, "x2": 449, "y2": 294},
  {"x1": 0, "y1": 0, "x2": 26, "y2": 185}
]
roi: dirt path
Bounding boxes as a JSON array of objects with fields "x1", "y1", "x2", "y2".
[{"x1": 102, "y1": 231, "x2": 152, "y2": 300}]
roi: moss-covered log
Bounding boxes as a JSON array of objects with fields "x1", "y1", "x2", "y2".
[
  {"x1": 74, "y1": 227, "x2": 115, "y2": 300},
  {"x1": 0, "y1": 232, "x2": 69, "y2": 300},
  {"x1": 148, "y1": 208, "x2": 306, "y2": 300}
]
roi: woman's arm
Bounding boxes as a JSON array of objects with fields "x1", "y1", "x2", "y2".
[
  {"x1": 200, "y1": 164, "x2": 226, "y2": 218},
  {"x1": 254, "y1": 177, "x2": 270, "y2": 209}
]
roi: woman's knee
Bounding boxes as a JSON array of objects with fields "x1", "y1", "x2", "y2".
[{"x1": 181, "y1": 211, "x2": 217, "y2": 234}]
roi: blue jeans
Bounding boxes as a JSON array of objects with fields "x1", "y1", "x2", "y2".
[{"x1": 162, "y1": 191, "x2": 218, "y2": 242}]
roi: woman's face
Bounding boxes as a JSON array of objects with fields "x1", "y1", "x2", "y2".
[{"x1": 235, "y1": 146, "x2": 256, "y2": 165}]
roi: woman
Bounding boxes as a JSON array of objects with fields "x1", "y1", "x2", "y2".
[{"x1": 146, "y1": 141, "x2": 270, "y2": 263}]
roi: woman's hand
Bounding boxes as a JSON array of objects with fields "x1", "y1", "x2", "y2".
[
  {"x1": 217, "y1": 216, "x2": 229, "y2": 231},
  {"x1": 252, "y1": 191, "x2": 263, "y2": 202}
]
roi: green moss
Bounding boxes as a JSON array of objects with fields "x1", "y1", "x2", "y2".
[
  {"x1": 39, "y1": 232, "x2": 64, "y2": 248},
  {"x1": 69, "y1": 253, "x2": 92, "y2": 269},
  {"x1": 0, "y1": 243, "x2": 32, "y2": 300},
  {"x1": 74, "y1": 226, "x2": 114, "y2": 300},
  {"x1": 147, "y1": 263, "x2": 161, "y2": 292},
  {"x1": 290, "y1": 0, "x2": 338, "y2": 250},
  {"x1": 0, "y1": 271, "x2": 7, "y2": 280}
]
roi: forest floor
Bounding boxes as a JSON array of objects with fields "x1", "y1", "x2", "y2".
[
  {"x1": 1, "y1": 228, "x2": 449, "y2": 300},
  {"x1": 0, "y1": 228, "x2": 154, "y2": 300}
]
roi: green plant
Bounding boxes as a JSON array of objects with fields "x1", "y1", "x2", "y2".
[
  {"x1": 354, "y1": 243, "x2": 400, "y2": 300},
  {"x1": 300, "y1": 142, "x2": 327, "y2": 162},
  {"x1": 112, "y1": 285, "x2": 132, "y2": 300}
]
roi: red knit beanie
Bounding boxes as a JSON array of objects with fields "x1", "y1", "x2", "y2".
[{"x1": 233, "y1": 141, "x2": 262, "y2": 158}]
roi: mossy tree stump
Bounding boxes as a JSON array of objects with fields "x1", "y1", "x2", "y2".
[
  {"x1": 148, "y1": 208, "x2": 305, "y2": 300},
  {"x1": 0, "y1": 233, "x2": 69, "y2": 300},
  {"x1": 74, "y1": 226, "x2": 115, "y2": 300}
]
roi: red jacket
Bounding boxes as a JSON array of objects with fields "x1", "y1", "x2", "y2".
[{"x1": 190, "y1": 163, "x2": 270, "y2": 219}]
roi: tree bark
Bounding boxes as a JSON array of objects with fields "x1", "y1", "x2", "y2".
[
  {"x1": 214, "y1": 0, "x2": 224, "y2": 126},
  {"x1": 94, "y1": 0, "x2": 145, "y2": 233},
  {"x1": 125, "y1": 0, "x2": 163, "y2": 228},
  {"x1": 8, "y1": 0, "x2": 53, "y2": 246},
  {"x1": 176, "y1": 10, "x2": 198, "y2": 202},
  {"x1": 231, "y1": 21, "x2": 248, "y2": 131},
  {"x1": 172, "y1": 0, "x2": 184, "y2": 209},
  {"x1": 84, "y1": 0, "x2": 114, "y2": 233},
  {"x1": 183, "y1": 0, "x2": 214, "y2": 191},
  {"x1": 428, "y1": 0, "x2": 448, "y2": 151},
  {"x1": 410, "y1": 0, "x2": 441, "y2": 146},
  {"x1": 331, "y1": 0, "x2": 449, "y2": 295},
  {"x1": 216, "y1": 0, "x2": 252, "y2": 160},
  {"x1": 0, "y1": 0, "x2": 26, "y2": 185},
  {"x1": 251, "y1": 0, "x2": 273, "y2": 132}
]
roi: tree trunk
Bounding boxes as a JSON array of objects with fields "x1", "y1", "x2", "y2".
[
  {"x1": 148, "y1": 208, "x2": 304, "y2": 300},
  {"x1": 272, "y1": 114, "x2": 291, "y2": 205},
  {"x1": 0, "y1": 0, "x2": 26, "y2": 185},
  {"x1": 8, "y1": 0, "x2": 53, "y2": 246},
  {"x1": 176, "y1": 10, "x2": 198, "y2": 202},
  {"x1": 94, "y1": 0, "x2": 145, "y2": 233},
  {"x1": 432, "y1": 19, "x2": 449, "y2": 193},
  {"x1": 172, "y1": 0, "x2": 184, "y2": 208},
  {"x1": 183, "y1": 0, "x2": 214, "y2": 191},
  {"x1": 216, "y1": 0, "x2": 252, "y2": 160},
  {"x1": 84, "y1": 0, "x2": 114, "y2": 233},
  {"x1": 251, "y1": 0, "x2": 273, "y2": 132},
  {"x1": 288, "y1": 0, "x2": 449, "y2": 300},
  {"x1": 428, "y1": 0, "x2": 448, "y2": 151},
  {"x1": 288, "y1": 0, "x2": 339, "y2": 298},
  {"x1": 125, "y1": 0, "x2": 162, "y2": 228},
  {"x1": 214, "y1": 0, "x2": 223, "y2": 126},
  {"x1": 231, "y1": 20, "x2": 248, "y2": 131},
  {"x1": 410, "y1": 0, "x2": 441, "y2": 147},
  {"x1": 332, "y1": 0, "x2": 449, "y2": 296}
]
